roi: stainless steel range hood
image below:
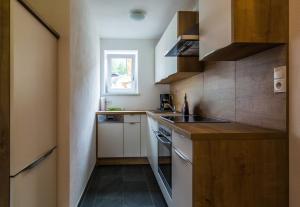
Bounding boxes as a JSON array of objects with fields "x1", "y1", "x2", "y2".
[{"x1": 165, "y1": 24, "x2": 199, "y2": 57}]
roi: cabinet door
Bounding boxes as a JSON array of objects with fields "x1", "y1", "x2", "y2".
[
  {"x1": 172, "y1": 147, "x2": 193, "y2": 207},
  {"x1": 140, "y1": 115, "x2": 148, "y2": 157},
  {"x1": 98, "y1": 123, "x2": 123, "y2": 158},
  {"x1": 198, "y1": 0, "x2": 232, "y2": 60},
  {"x1": 147, "y1": 117, "x2": 158, "y2": 172},
  {"x1": 124, "y1": 123, "x2": 141, "y2": 157},
  {"x1": 10, "y1": 150, "x2": 56, "y2": 207},
  {"x1": 155, "y1": 13, "x2": 177, "y2": 83},
  {"x1": 10, "y1": 0, "x2": 57, "y2": 176}
]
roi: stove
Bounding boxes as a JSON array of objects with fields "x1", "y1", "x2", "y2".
[{"x1": 160, "y1": 115, "x2": 230, "y2": 123}]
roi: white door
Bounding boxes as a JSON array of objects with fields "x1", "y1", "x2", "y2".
[
  {"x1": 98, "y1": 123, "x2": 124, "y2": 158},
  {"x1": 10, "y1": 150, "x2": 57, "y2": 207},
  {"x1": 10, "y1": 0, "x2": 57, "y2": 176},
  {"x1": 124, "y1": 123, "x2": 141, "y2": 157}
]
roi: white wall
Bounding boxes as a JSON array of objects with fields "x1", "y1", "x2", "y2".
[
  {"x1": 100, "y1": 39, "x2": 169, "y2": 110},
  {"x1": 289, "y1": 0, "x2": 300, "y2": 206},
  {"x1": 70, "y1": 0, "x2": 100, "y2": 206}
]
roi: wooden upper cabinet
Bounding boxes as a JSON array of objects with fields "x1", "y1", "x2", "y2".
[
  {"x1": 198, "y1": 0, "x2": 288, "y2": 61},
  {"x1": 155, "y1": 11, "x2": 203, "y2": 84}
]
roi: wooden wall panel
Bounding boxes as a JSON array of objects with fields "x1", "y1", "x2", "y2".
[
  {"x1": 202, "y1": 62, "x2": 236, "y2": 121},
  {"x1": 170, "y1": 74, "x2": 204, "y2": 114},
  {"x1": 170, "y1": 46, "x2": 287, "y2": 131},
  {"x1": 236, "y1": 46, "x2": 287, "y2": 131},
  {"x1": 0, "y1": 0, "x2": 10, "y2": 206}
]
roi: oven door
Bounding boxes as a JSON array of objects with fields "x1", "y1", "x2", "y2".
[{"x1": 155, "y1": 131, "x2": 172, "y2": 196}]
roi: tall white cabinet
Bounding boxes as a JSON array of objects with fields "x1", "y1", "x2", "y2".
[{"x1": 10, "y1": 1, "x2": 58, "y2": 207}]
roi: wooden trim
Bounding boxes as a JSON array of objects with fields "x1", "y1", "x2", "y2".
[
  {"x1": 96, "y1": 158, "x2": 149, "y2": 166},
  {"x1": 95, "y1": 114, "x2": 98, "y2": 159},
  {"x1": 16, "y1": 0, "x2": 60, "y2": 39},
  {"x1": 0, "y1": 0, "x2": 10, "y2": 206}
]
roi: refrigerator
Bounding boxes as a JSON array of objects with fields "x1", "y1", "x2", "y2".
[{"x1": 10, "y1": 1, "x2": 58, "y2": 207}]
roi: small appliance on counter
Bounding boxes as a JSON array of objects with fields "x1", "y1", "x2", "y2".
[{"x1": 160, "y1": 94, "x2": 174, "y2": 112}]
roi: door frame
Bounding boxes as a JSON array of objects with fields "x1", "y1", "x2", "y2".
[{"x1": 0, "y1": 0, "x2": 10, "y2": 206}]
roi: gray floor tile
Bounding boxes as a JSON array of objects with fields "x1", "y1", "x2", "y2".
[{"x1": 78, "y1": 165, "x2": 167, "y2": 207}]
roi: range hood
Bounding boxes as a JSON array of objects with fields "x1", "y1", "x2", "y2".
[{"x1": 165, "y1": 24, "x2": 199, "y2": 57}]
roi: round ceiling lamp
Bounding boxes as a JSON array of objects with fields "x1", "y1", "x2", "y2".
[{"x1": 130, "y1": 9, "x2": 147, "y2": 21}]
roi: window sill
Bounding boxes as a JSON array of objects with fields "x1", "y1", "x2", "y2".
[{"x1": 103, "y1": 93, "x2": 141, "y2": 96}]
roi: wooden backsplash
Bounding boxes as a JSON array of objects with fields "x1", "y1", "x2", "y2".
[{"x1": 170, "y1": 46, "x2": 287, "y2": 131}]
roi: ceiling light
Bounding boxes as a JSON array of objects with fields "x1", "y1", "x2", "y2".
[{"x1": 130, "y1": 9, "x2": 146, "y2": 21}]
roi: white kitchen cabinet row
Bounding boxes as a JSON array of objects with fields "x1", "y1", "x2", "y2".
[
  {"x1": 146, "y1": 116, "x2": 193, "y2": 207},
  {"x1": 97, "y1": 115, "x2": 148, "y2": 158}
]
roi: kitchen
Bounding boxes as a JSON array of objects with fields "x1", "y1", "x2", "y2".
[{"x1": 0, "y1": 0, "x2": 299, "y2": 207}]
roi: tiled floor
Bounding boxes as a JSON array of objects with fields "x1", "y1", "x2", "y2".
[{"x1": 78, "y1": 165, "x2": 168, "y2": 207}]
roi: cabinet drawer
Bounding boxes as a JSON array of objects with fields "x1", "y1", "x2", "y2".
[
  {"x1": 124, "y1": 115, "x2": 141, "y2": 123},
  {"x1": 172, "y1": 131, "x2": 193, "y2": 163}
]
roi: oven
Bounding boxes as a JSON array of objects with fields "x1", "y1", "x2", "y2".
[{"x1": 155, "y1": 124, "x2": 172, "y2": 197}]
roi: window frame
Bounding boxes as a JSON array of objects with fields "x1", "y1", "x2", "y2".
[{"x1": 103, "y1": 50, "x2": 139, "y2": 95}]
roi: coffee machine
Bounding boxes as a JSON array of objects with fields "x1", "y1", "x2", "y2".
[{"x1": 160, "y1": 94, "x2": 173, "y2": 111}]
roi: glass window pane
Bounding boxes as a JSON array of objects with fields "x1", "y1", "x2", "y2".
[{"x1": 110, "y1": 57, "x2": 134, "y2": 90}]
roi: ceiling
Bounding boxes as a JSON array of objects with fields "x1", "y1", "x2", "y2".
[{"x1": 90, "y1": 0, "x2": 197, "y2": 39}]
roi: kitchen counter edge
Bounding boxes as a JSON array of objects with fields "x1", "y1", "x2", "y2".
[{"x1": 146, "y1": 111, "x2": 287, "y2": 141}]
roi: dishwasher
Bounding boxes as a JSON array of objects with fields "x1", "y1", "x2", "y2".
[{"x1": 97, "y1": 114, "x2": 124, "y2": 158}]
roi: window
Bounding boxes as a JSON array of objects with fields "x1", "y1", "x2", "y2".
[{"x1": 104, "y1": 50, "x2": 139, "y2": 95}]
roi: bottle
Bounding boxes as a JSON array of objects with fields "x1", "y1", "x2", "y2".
[{"x1": 182, "y1": 93, "x2": 189, "y2": 116}]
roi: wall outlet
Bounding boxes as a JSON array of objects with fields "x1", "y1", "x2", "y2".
[{"x1": 274, "y1": 66, "x2": 287, "y2": 93}]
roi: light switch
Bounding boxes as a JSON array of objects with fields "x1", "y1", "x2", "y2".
[{"x1": 274, "y1": 66, "x2": 287, "y2": 93}]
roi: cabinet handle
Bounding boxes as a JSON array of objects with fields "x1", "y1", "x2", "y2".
[
  {"x1": 129, "y1": 122, "x2": 136, "y2": 125},
  {"x1": 174, "y1": 149, "x2": 190, "y2": 163},
  {"x1": 154, "y1": 131, "x2": 171, "y2": 145}
]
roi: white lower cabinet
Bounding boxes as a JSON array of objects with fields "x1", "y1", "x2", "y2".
[
  {"x1": 98, "y1": 122, "x2": 124, "y2": 158},
  {"x1": 124, "y1": 123, "x2": 141, "y2": 157},
  {"x1": 172, "y1": 147, "x2": 193, "y2": 207},
  {"x1": 140, "y1": 115, "x2": 148, "y2": 157},
  {"x1": 97, "y1": 114, "x2": 146, "y2": 158},
  {"x1": 147, "y1": 117, "x2": 158, "y2": 172}
]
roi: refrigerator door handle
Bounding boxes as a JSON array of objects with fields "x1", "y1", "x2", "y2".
[{"x1": 10, "y1": 146, "x2": 57, "y2": 178}]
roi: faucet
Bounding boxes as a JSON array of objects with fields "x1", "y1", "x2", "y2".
[{"x1": 165, "y1": 103, "x2": 176, "y2": 113}]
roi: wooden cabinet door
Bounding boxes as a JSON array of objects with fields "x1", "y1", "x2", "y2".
[
  {"x1": 98, "y1": 123, "x2": 124, "y2": 158},
  {"x1": 124, "y1": 123, "x2": 141, "y2": 157},
  {"x1": 198, "y1": 0, "x2": 232, "y2": 60},
  {"x1": 172, "y1": 147, "x2": 193, "y2": 207}
]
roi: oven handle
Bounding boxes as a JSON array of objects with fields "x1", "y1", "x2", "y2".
[
  {"x1": 154, "y1": 131, "x2": 171, "y2": 145},
  {"x1": 174, "y1": 148, "x2": 190, "y2": 163}
]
